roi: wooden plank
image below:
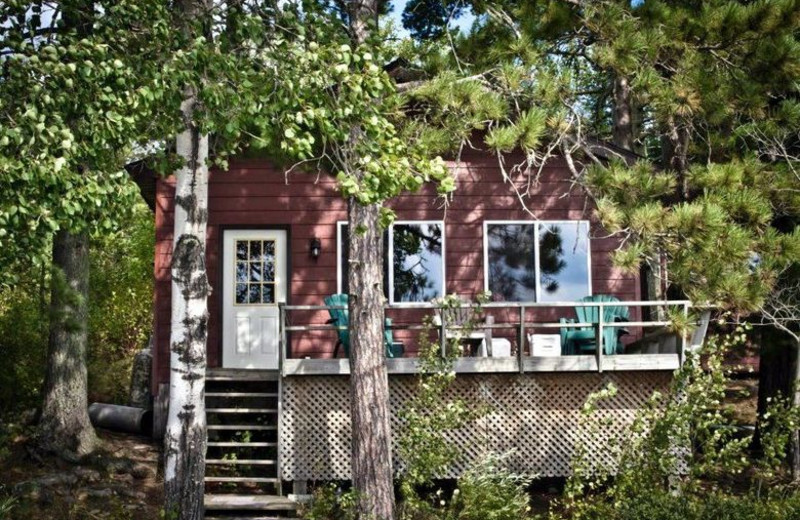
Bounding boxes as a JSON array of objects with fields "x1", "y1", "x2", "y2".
[
  {"x1": 207, "y1": 442, "x2": 277, "y2": 448},
  {"x1": 206, "y1": 459, "x2": 277, "y2": 465},
  {"x1": 206, "y1": 392, "x2": 278, "y2": 398},
  {"x1": 204, "y1": 476, "x2": 279, "y2": 483},
  {"x1": 208, "y1": 425, "x2": 277, "y2": 431},
  {"x1": 602, "y1": 354, "x2": 680, "y2": 371},
  {"x1": 522, "y1": 356, "x2": 598, "y2": 372},
  {"x1": 206, "y1": 408, "x2": 279, "y2": 414},
  {"x1": 204, "y1": 494, "x2": 297, "y2": 511},
  {"x1": 207, "y1": 369, "x2": 280, "y2": 381}
]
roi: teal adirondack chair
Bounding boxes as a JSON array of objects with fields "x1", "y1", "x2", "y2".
[
  {"x1": 324, "y1": 294, "x2": 404, "y2": 358},
  {"x1": 560, "y1": 295, "x2": 630, "y2": 355}
]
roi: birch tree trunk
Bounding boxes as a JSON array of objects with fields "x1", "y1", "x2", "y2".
[
  {"x1": 162, "y1": 0, "x2": 211, "y2": 505},
  {"x1": 345, "y1": 1, "x2": 396, "y2": 518},
  {"x1": 38, "y1": 230, "x2": 98, "y2": 460},
  {"x1": 163, "y1": 91, "x2": 210, "y2": 519}
]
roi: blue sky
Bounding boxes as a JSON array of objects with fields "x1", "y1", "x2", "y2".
[{"x1": 386, "y1": 0, "x2": 476, "y2": 37}]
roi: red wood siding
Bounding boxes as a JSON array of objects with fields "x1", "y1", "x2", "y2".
[{"x1": 152, "y1": 152, "x2": 641, "y2": 390}]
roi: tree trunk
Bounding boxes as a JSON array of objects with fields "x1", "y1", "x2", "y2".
[
  {"x1": 162, "y1": 94, "x2": 210, "y2": 520},
  {"x1": 662, "y1": 116, "x2": 691, "y2": 199},
  {"x1": 612, "y1": 74, "x2": 635, "y2": 152},
  {"x1": 38, "y1": 230, "x2": 98, "y2": 461},
  {"x1": 792, "y1": 339, "x2": 800, "y2": 481},
  {"x1": 346, "y1": 2, "x2": 395, "y2": 518},
  {"x1": 347, "y1": 201, "x2": 395, "y2": 520}
]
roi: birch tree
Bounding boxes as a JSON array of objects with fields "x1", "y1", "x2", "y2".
[{"x1": 162, "y1": 0, "x2": 211, "y2": 517}]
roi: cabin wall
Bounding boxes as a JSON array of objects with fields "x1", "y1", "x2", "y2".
[{"x1": 153, "y1": 152, "x2": 641, "y2": 391}]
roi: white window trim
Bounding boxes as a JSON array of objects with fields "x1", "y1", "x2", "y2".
[
  {"x1": 482, "y1": 220, "x2": 592, "y2": 302},
  {"x1": 336, "y1": 220, "x2": 347, "y2": 294},
  {"x1": 336, "y1": 220, "x2": 447, "y2": 306}
]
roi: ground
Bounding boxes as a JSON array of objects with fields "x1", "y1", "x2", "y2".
[{"x1": 0, "y1": 427, "x2": 162, "y2": 520}]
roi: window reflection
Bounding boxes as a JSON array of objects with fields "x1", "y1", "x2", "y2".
[
  {"x1": 337, "y1": 222, "x2": 444, "y2": 302},
  {"x1": 486, "y1": 224, "x2": 537, "y2": 302},
  {"x1": 486, "y1": 221, "x2": 591, "y2": 302},
  {"x1": 392, "y1": 223, "x2": 443, "y2": 303},
  {"x1": 538, "y1": 222, "x2": 590, "y2": 301}
]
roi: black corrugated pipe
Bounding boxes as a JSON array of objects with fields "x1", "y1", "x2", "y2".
[{"x1": 88, "y1": 403, "x2": 153, "y2": 434}]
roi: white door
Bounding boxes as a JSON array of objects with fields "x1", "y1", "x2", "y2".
[{"x1": 222, "y1": 229, "x2": 287, "y2": 369}]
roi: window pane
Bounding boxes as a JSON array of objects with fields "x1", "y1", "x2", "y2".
[
  {"x1": 236, "y1": 241, "x2": 248, "y2": 261},
  {"x1": 262, "y1": 241, "x2": 275, "y2": 264},
  {"x1": 236, "y1": 262, "x2": 248, "y2": 283},
  {"x1": 486, "y1": 224, "x2": 537, "y2": 302},
  {"x1": 235, "y1": 283, "x2": 248, "y2": 304},
  {"x1": 249, "y1": 262, "x2": 262, "y2": 282},
  {"x1": 392, "y1": 223, "x2": 443, "y2": 302},
  {"x1": 262, "y1": 284, "x2": 275, "y2": 304},
  {"x1": 249, "y1": 241, "x2": 261, "y2": 259},
  {"x1": 538, "y1": 222, "x2": 590, "y2": 302},
  {"x1": 247, "y1": 284, "x2": 261, "y2": 304}
]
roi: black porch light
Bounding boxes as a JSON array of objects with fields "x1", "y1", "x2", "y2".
[{"x1": 310, "y1": 237, "x2": 321, "y2": 259}]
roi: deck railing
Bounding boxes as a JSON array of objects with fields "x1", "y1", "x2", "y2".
[{"x1": 278, "y1": 300, "x2": 699, "y2": 375}]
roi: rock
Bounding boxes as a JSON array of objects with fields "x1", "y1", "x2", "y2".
[
  {"x1": 74, "y1": 467, "x2": 101, "y2": 482},
  {"x1": 33, "y1": 473, "x2": 78, "y2": 488},
  {"x1": 87, "y1": 488, "x2": 114, "y2": 498},
  {"x1": 114, "y1": 473, "x2": 134, "y2": 484},
  {"x1": 104, "y1": 457, "x2": 135, "y2": 474},
  {"x1": 130, "y1": 464, "x2": 152, "y2": 480}
]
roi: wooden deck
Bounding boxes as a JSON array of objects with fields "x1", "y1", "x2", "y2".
[{"x1": 281, "y1": 353, "x2": 680, "y2": 376}]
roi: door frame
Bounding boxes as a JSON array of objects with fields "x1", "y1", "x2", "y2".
[{"x1": 218, "y1": 225, "x2": 292, "y2": 367}]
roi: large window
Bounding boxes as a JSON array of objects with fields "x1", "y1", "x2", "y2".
[
  {"x1": 484, "y1": 221, "x2": 591, "y2": 302},
  {"x1": 337, "y1": 221, "x2": 445, "y2": 303}
]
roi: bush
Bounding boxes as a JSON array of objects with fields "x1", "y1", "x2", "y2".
[
  {"x1": 445, "y1": 455, "x2": 532, "y2": 520},
  {"x1": 0, "y1": 202, "x2": 154, "y2": 415}
]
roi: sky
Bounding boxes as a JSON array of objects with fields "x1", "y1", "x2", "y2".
[{"x1": 386, "y1": 0, "x2": 476, "y2": 38}]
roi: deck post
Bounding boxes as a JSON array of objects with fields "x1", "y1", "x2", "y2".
[
  {"x1": 679, "y1": 303, "x2": 689, "y2": 365},
  {"x1": 596, "y1": 302, "x2": 604, "y2": 373},
  {"x1": 440, "y1": 306, "x2": 447, "y2": 358},
  {"x1": 518, "y1": 306, "x2": 525, "y2": 374}
]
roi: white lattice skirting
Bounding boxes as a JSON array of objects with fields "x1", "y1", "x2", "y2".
[{"x1": 279, "y1": 371, "x2": 672, "y2": 480}]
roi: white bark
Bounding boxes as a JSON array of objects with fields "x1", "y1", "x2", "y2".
[{"x1": 163, "y1": 95, "x2": 210, "y2": 520}]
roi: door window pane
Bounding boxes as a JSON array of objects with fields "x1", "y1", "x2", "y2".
[
  {"x1": 538, "y1": 222, "x2": 591, "y2": 302},
  {"x1": 486, "y1": 224, "x2": 537, "y2": 302},
  {"x1": 236, "y1": 283, "x2": 248, "y2": 304},
  {"x1": 262, "y1": 284, "x2": 275, "y2": 304},
  {"x1": 392, "y1": 223, "x2": 444, "y2": 303},
  {"x1": 234, "y1": 239, "x2": 277, "y2": 305}
]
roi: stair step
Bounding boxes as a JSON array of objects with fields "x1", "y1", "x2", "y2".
[
  {"x1": 206, "y1": 517, "x2": 296, "y2": 520},
  {"x1": 206, "y1": 459, "x2": 277, "y2": 465},
  {"x1": 208, "y1": 425, "x2": 277, "y2": 431},
  {"x1": 205, "y1": 494, "x2": 297, "y2": 511},
  {"x1": 206, "y1": 370, "x2": 279, "y2": 382},
  {"x1": 207, "y1": 408, "x2": 278, "y2": 414},
  {"x1": 205, "y1": 476, "x2": 280, "y2": 483},
  {"x1": 206, "y1": 392, "x2": 278, "y2": 398},
  {"x1": 207, "y1": 442, "x2": 277, "y2": 448}
]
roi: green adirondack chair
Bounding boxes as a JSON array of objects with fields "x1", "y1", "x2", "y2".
[
  {"x1": 559, "y1": 295, "x2": 630, "y2": 355},
  {"x1": 324, "y1": 294, "x2": 404, "y2": 358}
]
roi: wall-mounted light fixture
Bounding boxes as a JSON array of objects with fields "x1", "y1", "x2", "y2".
[{"x1": 310, "y1": 237, "x2": 321, "y2": 259}]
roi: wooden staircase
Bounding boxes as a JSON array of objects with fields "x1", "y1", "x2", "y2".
[{"x1": 204, "y1": 369, "x2": 297, "y2": 519}]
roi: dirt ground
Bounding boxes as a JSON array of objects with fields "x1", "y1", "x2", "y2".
[{"x1": 0, "y1": 428, "x2": 162, "y2": 520}]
